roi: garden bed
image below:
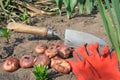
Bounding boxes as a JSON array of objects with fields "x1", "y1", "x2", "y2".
[{"x1": 0, "y1": 13, "x2": 110, "y2": 80}]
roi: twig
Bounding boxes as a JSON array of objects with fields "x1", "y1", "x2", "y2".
[
  {"x1": 15, "y1": 0, "x2": 55, "y2": 15},
  {"x1": 10, "y1": 5, "x2": 37, "y2": 17},
  {"x1": 34, "y1": 0, "x2": 54, "y2": 5}
]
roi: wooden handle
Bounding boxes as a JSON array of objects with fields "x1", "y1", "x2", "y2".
[{"x1": 7, "y1": 22, "x2": 48, "y2": 37}]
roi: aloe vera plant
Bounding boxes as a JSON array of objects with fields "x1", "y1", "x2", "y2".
[
  {"x1": 96, "y1": 0, "x2": 120, "y2": 61},
  {"x1": 55, "y1": 0, "x2": 96, "y2": 19}
]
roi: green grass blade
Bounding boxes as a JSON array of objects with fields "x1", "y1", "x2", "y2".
[
  {"x1": 104, "y1": 0, "x2": 116, "y2": 28},
  {"x1": 98, "y1": 0, "x2": 116, "y2": 47},
  {"x1": 111, "y1": 0, "x2": 120, "y2": 44},
  {"x1": 97, "y1": 0, "x2": 120, "y2": 61},
  {"x1": 111, "y1": 0, "x2": 120, "y2": 27},
  {"x1": 104, "y1": 0, "x2": 120, "y2": 46},
  {"x1": 104, "y1": 0, "x2": 120, "y2": 43},
  {"x1": 97, "y1": 0, "x2": 114, "y2": 47},
  {"x1": 4, "y1": 0, "x2": 10, "y2": 8}
]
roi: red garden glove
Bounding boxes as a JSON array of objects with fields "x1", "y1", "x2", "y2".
[{"x1": 68, "y1": 43, "x2": 120, "y2": 80}]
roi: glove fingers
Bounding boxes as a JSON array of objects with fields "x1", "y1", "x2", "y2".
[
  {"x1": 67, "y1": 60, "x2": 80, "y2": 75},
  {"x1": 112, "y1": 51, "x2": 118, "y2": 59},
  {"x1": 81, "y1": 60, "x2": 101, "y2": 80},
  {"x1": 73, "y1": 49, "x2": 83, "y2": 62},
  {"x1": 67, "y1": 60, "x2": 84, "y2": 67},
  {"x1": 77, "y1": 45, "x2": 89, "y2": 60},
  {"x1": 88, "y1": 43, "x2": 100, "y2": 59},
  {"x1": 67, "y1": 60, "x2": 78, "y2": 67},
  {"x1": 68, "y1": 60, "x2": 100, "y2": 80},
  {"x1": 67, "y1": 60, "x2": 85, "y2": 74},
  {"x1": 111, "y1": 51, "x2": 119, "y2": 62},
  {"x1": 101, "y1": 46, "x2": 110, "y2": 59},
  {"x1": 95, "y1": 42, "x2": 99, "y2": 49}
]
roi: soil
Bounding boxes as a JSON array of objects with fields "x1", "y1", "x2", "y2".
[{"x1": 0, "y1": 13, "x2": 111, "y2": 80}]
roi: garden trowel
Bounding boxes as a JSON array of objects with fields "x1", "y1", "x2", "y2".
[
  {"x1": 64, "y1": 29, "x2": 106, "y2": 47},
  {"x1": 7, "y1": 22, "x2": 107, "y2": 47}
]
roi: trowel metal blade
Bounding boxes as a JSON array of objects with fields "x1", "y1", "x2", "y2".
[{"x1": 64, "y1": 29, "x2": 107, "y2": 48}]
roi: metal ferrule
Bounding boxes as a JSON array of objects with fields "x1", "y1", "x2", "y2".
[{"x1": 47, "y1": 29, "x2": 55, "y2": 37}]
